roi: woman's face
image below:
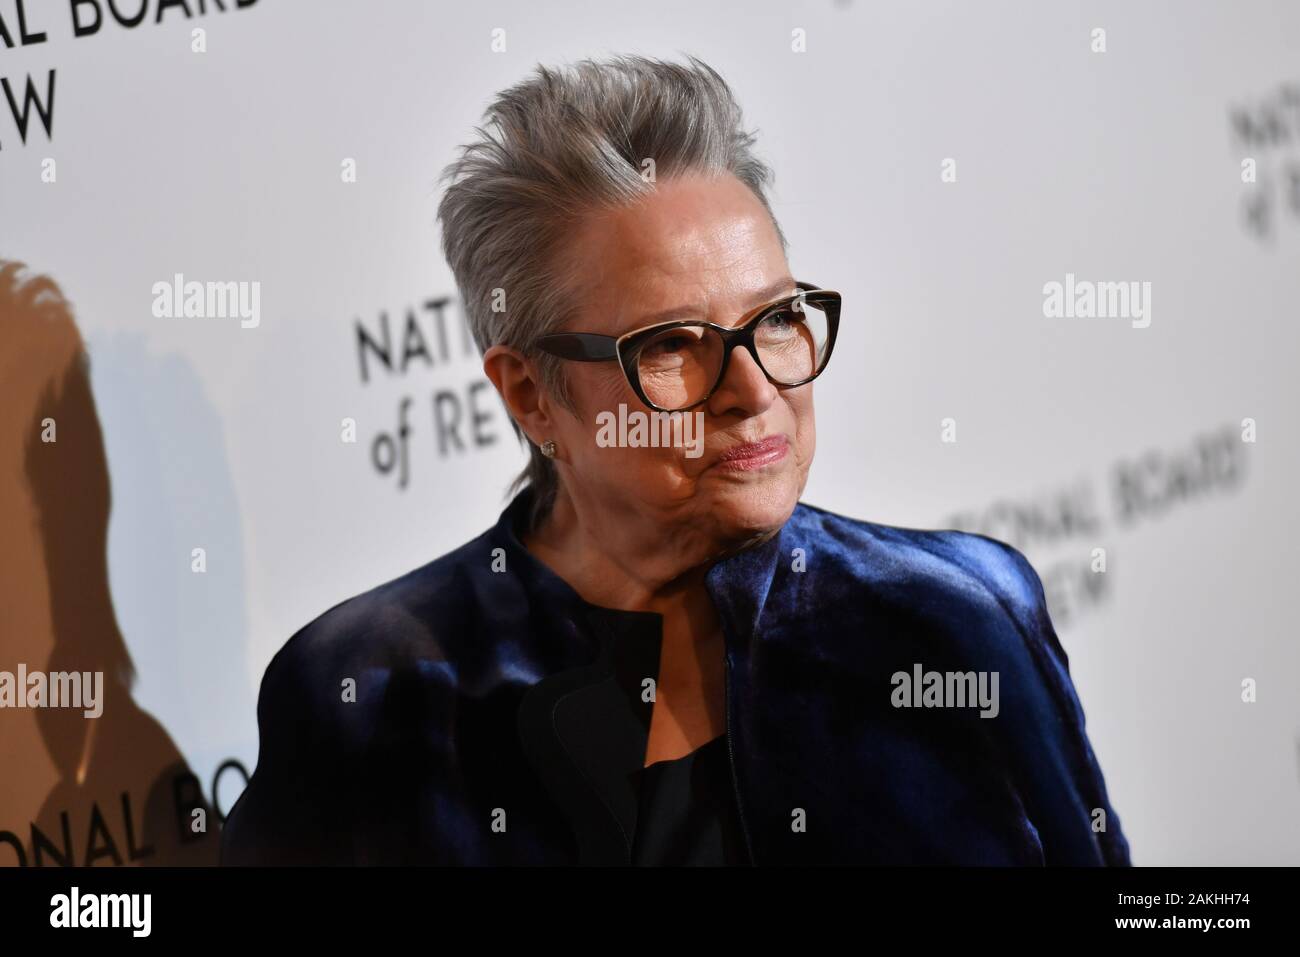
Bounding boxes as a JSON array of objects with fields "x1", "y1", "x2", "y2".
[{"x1": 548, "y1": 172, "x2": 817, "y2": 548}]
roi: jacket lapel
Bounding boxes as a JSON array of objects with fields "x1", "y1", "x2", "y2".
[{"x1": 515, "y1": 607, "x2": 662, "y2": 864}]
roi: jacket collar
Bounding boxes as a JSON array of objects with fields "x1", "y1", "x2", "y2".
[{"x1": 493, "y1": 487, "x2": 786, "y2": 865}]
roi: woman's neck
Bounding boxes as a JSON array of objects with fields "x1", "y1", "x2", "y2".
[
  {"x1": 522, "y1": 485, "x2": 717, "y2": 616},
  {"x1": 522, "y1": 484, "x2": 733, "y2": 758}
]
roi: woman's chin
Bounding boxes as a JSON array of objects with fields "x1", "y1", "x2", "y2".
[{"x1": 700, "y1": 476, "x2": 801, "y2": 539}]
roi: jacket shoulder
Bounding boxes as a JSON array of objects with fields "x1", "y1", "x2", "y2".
[
  {"x1": 789, "y1": 501, "x2": 1131, "y2": 865},
  {"x1": 220, "y1": 527, "x2": 499, "y2": 865},
  {"x1": 790, "y1": 500, "x2": 1046, "y2": 622},
  {"x1": 787, "y1": 501, "x2": 1073, "y2": 728},
  {"x1": 285, "y1": 527, "x2": 500, "y2": 666}
]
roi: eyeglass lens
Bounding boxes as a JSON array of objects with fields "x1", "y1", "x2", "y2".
[{"x1": 633, "y1": 298, "x2": 832, "y2": 410}]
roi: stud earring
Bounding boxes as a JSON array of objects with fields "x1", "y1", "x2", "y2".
[{"x1": 540, "y1": 440, "x2": 557, "y2": 459}]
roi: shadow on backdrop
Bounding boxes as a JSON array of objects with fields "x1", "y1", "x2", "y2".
[{"x1": 0, "y1": 261, "x2": 220, "y2": 865}]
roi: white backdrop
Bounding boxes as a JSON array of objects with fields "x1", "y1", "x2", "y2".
[{"x1": 2, "y1": 0, "x2": 1297, "y2": 865}]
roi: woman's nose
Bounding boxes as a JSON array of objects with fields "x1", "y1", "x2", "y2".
[{"x1": 706, "y1": 346, "x2": 779, "y2": 418}]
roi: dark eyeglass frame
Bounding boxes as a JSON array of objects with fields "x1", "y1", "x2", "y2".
[{"x1": 534, "y1": 281, "x2": 841, "y2": 413}]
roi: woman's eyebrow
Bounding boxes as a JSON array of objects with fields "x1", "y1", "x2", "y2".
[
  {"x1": 631, "y1": 276, "x2": 797, "y2": 326},
  {"x1": 748, "y1": 276, "x2": 798, "y2": 308}
]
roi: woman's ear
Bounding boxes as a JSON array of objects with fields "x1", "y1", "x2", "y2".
[{"x1": 483, "y1": 344, "x2": 550, "y2": 444}]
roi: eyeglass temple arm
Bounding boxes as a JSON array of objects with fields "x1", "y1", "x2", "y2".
[{"x1": 535, "y1": 333, "x2": 619, "y2": 361}]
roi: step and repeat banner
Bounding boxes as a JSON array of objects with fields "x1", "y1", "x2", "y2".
[{"x1": 1, "y1": 0, "x2": 1297, "y2": 865}]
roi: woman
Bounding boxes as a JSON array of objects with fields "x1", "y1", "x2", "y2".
[{"x1": 220, "y1": 54, "x2": 1130, "y2": 866}]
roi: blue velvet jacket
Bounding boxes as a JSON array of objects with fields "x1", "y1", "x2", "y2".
[{"x1": 220, "y1": 487, "x2": 1131, "y2": 866}]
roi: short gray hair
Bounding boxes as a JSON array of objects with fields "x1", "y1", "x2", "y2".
[{"x1": 436, "y1": 54, "x2": 786, "y2": 531}]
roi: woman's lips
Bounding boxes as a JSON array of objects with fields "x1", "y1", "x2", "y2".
[{"x1": 715, "y1": 434, "x2": 789, "y2": 471}]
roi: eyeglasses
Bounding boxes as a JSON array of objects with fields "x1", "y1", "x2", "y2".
[{"x1": 534, "y1": 281, "x2": 841, "y2": 413}]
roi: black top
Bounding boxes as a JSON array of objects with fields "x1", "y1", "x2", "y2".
[{"x1": 631, "y1": 733, "x2": 751, "y2": 866}]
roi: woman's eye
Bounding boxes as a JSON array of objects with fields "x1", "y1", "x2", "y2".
[
  {"x1": 761, "y1": 310, "x2": 804, "y2": 334},
  {"x1": 646, "y1": 335, "x2": 691, "y2": 355}
]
